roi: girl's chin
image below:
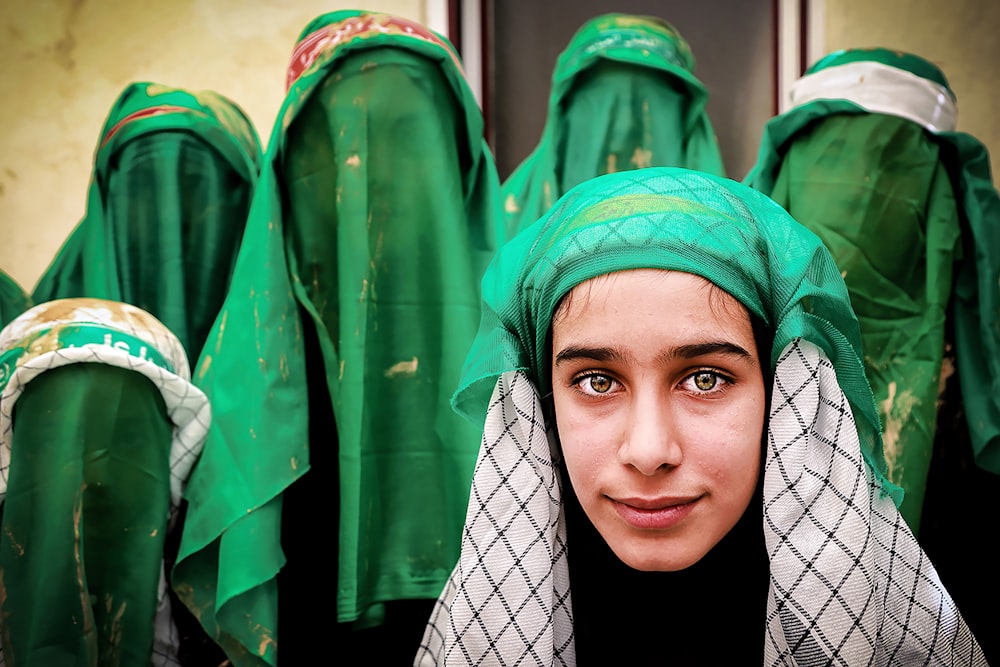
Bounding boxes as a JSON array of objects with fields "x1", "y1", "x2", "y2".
[{"x1": 604, "y1": 534, "x2": 707, "y2": 572}]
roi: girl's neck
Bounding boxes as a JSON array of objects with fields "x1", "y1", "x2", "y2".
[{"x1": 565, "y1": 478, "x2": 768, "y2": 665}]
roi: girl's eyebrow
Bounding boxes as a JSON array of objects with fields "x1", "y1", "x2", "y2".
[
  {"x1": 554, "y1": 341, "x2": 753, "y2": 366},
  {"x1": 669, "y1": 341, "x2": 754, "y2": 361},
  {"x1": 554, "y1": 345, "x2": 625, "y2": 365}
]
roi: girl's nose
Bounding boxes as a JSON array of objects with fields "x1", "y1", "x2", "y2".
[{"x1": 618, "y1": 393, "x2": 683, "y2": 475}]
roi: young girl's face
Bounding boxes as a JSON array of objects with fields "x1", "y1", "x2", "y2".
[{"x1": 551, "y1": 269, "x2": 766, "y2": 571}]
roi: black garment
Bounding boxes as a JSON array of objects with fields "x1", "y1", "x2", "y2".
[
  {"x1": 567, "y1": 477, "x2": 768, "y2": 666},
  {"x1": 919, "y1": 322, "x2": 1000, "y2": 666}
]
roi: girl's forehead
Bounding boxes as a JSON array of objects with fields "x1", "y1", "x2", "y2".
[{"x1": 555, "y1": 268, "x2": 733, "y2": 316}]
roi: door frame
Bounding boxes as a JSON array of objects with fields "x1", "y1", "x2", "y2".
[{"x1": 778, "y1": 0, "x2": 826, "y2": 112}]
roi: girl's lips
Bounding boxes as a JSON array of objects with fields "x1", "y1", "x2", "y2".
[{"x1": 611, "y1": 496, "x2": 700, "y2": 530}]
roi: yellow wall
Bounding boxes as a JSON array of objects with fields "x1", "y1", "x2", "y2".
[
  {"x1": 823, "y1": 0, "x2": 1000, "y2": 185},
  {"x1": 2, "y1": 1, "x2": 998, "y2": 294},
  {"x1": 0, "y1": 0, "x2": 428, "y2": 293}
]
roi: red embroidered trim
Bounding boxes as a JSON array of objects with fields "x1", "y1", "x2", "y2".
[
  {"x1": 286, "y1": 13, "x2": 463, "y2": 91},
  {"x1": 100, "y1": 105, "x2": 191, "y2": 148}
]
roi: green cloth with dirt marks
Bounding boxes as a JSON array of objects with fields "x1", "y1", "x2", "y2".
[
  {"x1": 171, "y1": 10, "x2": 504, "y2": 666},
  {"x1": 500, "y1": 13, "x2": 726, "y2": 238},
  {"x1": 0, "y1": 364, "x2": 173, "y2": 667},
  {"x1": 744, "y1": 48, "x2": 1000, "y2": 531}
]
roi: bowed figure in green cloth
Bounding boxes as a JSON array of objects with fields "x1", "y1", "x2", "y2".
[
  {"x1": 744, "y1": 47, "x2": 1000, "y2": 662},
  {"x1": 31, "y1": 82, "x2": 263, "y2": 369},
  {"x1": 499, "y1": 12, "x2": 726, "y2": 238},
  {"x1": 416, "y1": 166, "x2": 987, "y2": 666},
  {"x1": 171, "y1": 10, "x2": 505, "y2": 667},
  {"x1": 0, "y1": 298, "x2": 210, "y2": 667}
]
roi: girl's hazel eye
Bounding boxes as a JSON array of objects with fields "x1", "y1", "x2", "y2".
[
  {"x1": 587, "y1": 375, "x2": 613, "y2": 393},
  {"x1": 693, "y1": 372, "x2": 717, "y2": 391}
]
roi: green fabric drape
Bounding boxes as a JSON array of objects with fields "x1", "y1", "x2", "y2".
[
  {"x1": 172, "y1": 11, "x2": 504, "y2": 667},
  {"x1": 744, "y1": 48, "x2": 1000, "y2": 530},
  {"x1": 0, "y1": 271, "x2": 30, "y2": 329},
  {"x1": 500, "y1": 13, "x2": 726, "y2": 237},
  {"x1": 767, "y1": 113, "x2": 957, "y2": 529},
  {"x1": 0, "y1": 364, "x2": 173, "y2": 667},
  {"x1": 31, "y1": 83, "x2": 262, "y2": 365}
]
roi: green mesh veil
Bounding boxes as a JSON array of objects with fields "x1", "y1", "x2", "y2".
[
  {"x1": 458, "y1": 165, "x2": 893, "y2": 498},
  {"x1": 745, "y1": 45, "x2": 1000, "y2": 492},
  {"x1": 0, "y1": 298, "x2": 211, "y2": 667}
]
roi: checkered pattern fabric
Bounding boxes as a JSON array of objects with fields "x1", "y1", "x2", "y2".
[
  {"x1": 0, "y1": 298, "x2": 212, "y2": 667},
  {"x1": 416, "y1": 340, "x2": 987, "y2": 666},
  {"x1": 419, "y1": 369, "x2": 574, "y2": 666}
]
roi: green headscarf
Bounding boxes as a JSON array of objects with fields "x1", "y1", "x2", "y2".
[
  {"x1": 0, "y1": 270, "x2": 30, "y2": 329},
  {"x1": 30, "y1": 82, "x2": 262, "y2": 365},
  {"x1": 172, "y1": 10, "x2": 503, "y2": 667},
  {"x1": 744, "y1": 47, "x2": 1000, "y2": 529},
  {"x1": 500, "y1": 13, "x2": 726, "y2": 237},
  {"x1": 458, "y1": 165, "x2": 893, "y2": 498}
]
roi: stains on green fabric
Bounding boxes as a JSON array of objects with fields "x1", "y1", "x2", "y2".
[{"x1": 384, "y1": 357, "x2": 418, "y2": 378}]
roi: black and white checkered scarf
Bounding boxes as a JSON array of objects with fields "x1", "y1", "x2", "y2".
[{"x1": 416, "y1": 340, "x2": 987, "y2": 666}]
